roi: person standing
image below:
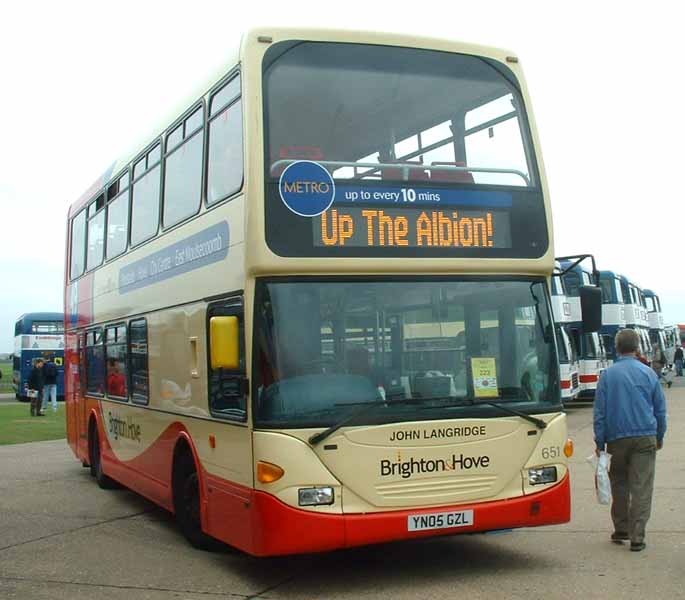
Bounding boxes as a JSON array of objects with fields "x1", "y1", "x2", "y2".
[
  {"x1": 42, "y1": 356, "x2": 59, "y2": 412},
  {"x1": 650, "y1": 344, "x2": 670, "y2": 388},
  {"x1": 674, "y1": 346, "x2": 683, "y2": 377},
  {"x1": 28, "y1": 358, "x2": 45, "y2": 417},
  {"x1": 594, "y1": 329, "x2": 667, "y2": 552}
]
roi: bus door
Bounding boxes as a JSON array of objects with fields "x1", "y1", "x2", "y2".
[
  {"x1": 76, "y1": 332, "x2": 88, "y2": 457},
  {"x1": 205, "y1": 299, "x2": 253, "y2": 540}
]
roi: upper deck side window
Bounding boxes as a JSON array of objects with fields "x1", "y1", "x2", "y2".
[
  {"x1": 106, "y1": 171, "x2": 130, "y2": 260},
  {"x1": 86, "y1": 193, "x2": 106, "y2": 271},
  {"x1": 31, "y1": 321, "x2": 64, "y2": 334},
  {"x1": 163, "y1": 105, "x2": 205, "y2": 228},
  {"x1": 207, "y1": 74, "x2": 243, "y2": 206},
  {"x1": 264, "y1": 43, "x2": 535, "y2": 187},
  {"x1": 70, "y1": 209, "x2": 87, "y2": 280},
  {"x1": 131, "y1": 143, "x2": 162, "y2": 246}
]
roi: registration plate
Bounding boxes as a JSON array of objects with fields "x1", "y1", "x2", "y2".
[{"x1": 407, "y1": 509, "x2": 474, "y2": 531}]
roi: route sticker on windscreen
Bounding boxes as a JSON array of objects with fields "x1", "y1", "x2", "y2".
[{"x1": 408, "y1": 509, "x2": 474, "y2": 532}]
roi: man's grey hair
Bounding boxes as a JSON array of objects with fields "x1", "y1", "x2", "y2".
[{"x1": 615, "y1": 328, "x2": 640, "y2": 355}]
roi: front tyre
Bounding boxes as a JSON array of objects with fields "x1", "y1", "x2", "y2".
[{"x1": 173, "y1": 455, "x2": 223, "y2": 551}]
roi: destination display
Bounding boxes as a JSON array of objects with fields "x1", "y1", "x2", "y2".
[
  {"x1": 266, "y1": 161, "x2": 548, "y2": 258},
  {"x1": 313, "y1": 207, "x2": 511, "y2": 249}
]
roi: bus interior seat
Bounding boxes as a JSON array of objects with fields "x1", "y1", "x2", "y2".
[
  {"x1": 430, "y1": 161, "x2": 474, "y2": 183},
  {"x1": 381, "y1": 160, "x2": 430, "y2": 181},
  {"x1": 272, "y1": 146, "x2": 325, "y2": 177}
]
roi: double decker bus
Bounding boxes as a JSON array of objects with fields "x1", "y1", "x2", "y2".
[
  {"x1": 13, "y1": 313, "x2": 65, "y2": 401},
  {"x1": 550, "y1": 263, "x2": 579, "y2": 402},
  {"x1": 558, "y1": 260, "x2": 606, "y2": 398},
  {"x1": 65, "y1": 28, "x2": 600, "y2": 556},
  {"x1": 643, "y1": 289, "x2": 667, "y2": 362},
  {"x1": 619, "y1": 275, "x2": 652, "y2": 361}
]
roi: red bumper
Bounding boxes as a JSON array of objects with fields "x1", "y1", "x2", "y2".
[{"x1": 250, "y1": 473, "x2": 570, "y2": 556}]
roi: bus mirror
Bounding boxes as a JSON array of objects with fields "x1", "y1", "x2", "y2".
[
  {"x1": 210, "y1": 316, "x2": 240, "y2": 370},
  {"x1": 580, "y1": 286, "x2": 602, "y2": 333}
]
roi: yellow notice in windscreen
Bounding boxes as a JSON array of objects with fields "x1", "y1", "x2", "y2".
[{"x1": 471, "y1": 357, "x2": 499, "y2": 398}]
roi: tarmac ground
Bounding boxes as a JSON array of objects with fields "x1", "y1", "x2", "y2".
[{"x1": 1, "y1": 382, "x2": 683, "y2": 599}]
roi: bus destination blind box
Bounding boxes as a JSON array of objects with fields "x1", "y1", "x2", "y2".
[{"x1": 271, "y1": 161, "x2": 530, "y2": 255}]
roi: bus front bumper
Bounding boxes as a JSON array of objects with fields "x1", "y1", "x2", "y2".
[{"x1": 249, "y1": 473, "x2": 570, "y2": 556}]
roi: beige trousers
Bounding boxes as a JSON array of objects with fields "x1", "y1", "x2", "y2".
[{"x1": 607, "y1": 436, "x2": 657, "y2": 544}]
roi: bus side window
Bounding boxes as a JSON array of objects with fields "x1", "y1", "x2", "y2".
[
  {"x1": 207, "y1": 75, "x2": 243, "y2": 206},
  {"x1": 208, "y1": 301, "x2": 246, "y2": 421},
  {"x1": 106, "y1": 324, "x2": 128, "y2": 400},
  {"x1": 129, "y1": 319, "x2": 149, "y2": 404},
  {"x1": 86, "y1": 328, "x2": 104, "y2": 395}
]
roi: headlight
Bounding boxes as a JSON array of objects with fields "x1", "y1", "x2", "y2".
[
  {"x1": 528, "y1": 466, "x2": 558, "y2": 486},
  {"x1": 298, "y1": 487, "x2": 334, "y2": 506}
]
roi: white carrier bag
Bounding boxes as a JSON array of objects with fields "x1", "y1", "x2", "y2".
[{"x1": 586, "y1": 451, "x2": 612, "y2": 505}]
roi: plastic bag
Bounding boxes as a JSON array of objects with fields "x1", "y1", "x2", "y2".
[{"x1": 586, "y1": 451, "x2": 612, "y2": 505}]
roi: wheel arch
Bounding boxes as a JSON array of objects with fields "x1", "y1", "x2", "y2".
[
  {"x1": 87, "y1": 407, "x2": 102, "y2": 464},
  {"x1": 171, "y1": 430, "x2": 206, "y2": 518}
]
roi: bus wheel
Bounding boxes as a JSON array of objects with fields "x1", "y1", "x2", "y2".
[
  {"x1": 173, "y1": 454, "x2": 222, "y2": 551},
  {"x1": 89, "y1": 424, "x2": 118, "y2": 490}
]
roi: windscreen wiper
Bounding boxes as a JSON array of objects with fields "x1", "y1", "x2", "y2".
[
  {"x1": 475, "y1": 400, "x2": 547, "y2": 429},
  {"x1": 423, "y1": 394, "x2": 547, "y2": 429}
]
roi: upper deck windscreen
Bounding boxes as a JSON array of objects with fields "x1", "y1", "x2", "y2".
[{"x1": 263, "y1": 42, "x2": 547, "y2": 258}]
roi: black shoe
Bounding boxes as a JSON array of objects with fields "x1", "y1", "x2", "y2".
[
  {"x1": 630, "y1": 542, "x2": 646, "y2": 552},
  {"x1": 611, "y1": 532, "x2": 629, "y2": 543}
]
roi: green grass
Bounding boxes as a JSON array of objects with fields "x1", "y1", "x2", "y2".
[
  {"x1": 0, "y1": 360, "x2": 13, "y2": 393},
  {"x1": 0, "y1": 402, "x2": 66, "y2": 445}
]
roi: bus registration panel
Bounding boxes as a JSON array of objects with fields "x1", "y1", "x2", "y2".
[{"x1": 408, "y1": 509, "x2": 474, "y2": 531}]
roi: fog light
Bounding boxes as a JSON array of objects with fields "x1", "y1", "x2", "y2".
[
  {"x1": 528, "y1": 466, "x2": 557, "y2": 486},
  {"x1": 298, "y1": 487, "x2": 334, "y2": 506}
]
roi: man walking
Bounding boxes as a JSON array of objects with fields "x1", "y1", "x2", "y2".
[
  {"x1": 594, "y1": 329, "x2": 667, "y2": 552},
  {"x1": 674, "y1": 345, "x2": 683, "y2": 377},
  {"x1": 42, "y1": 356, "x2": 59, "y2": 412}
]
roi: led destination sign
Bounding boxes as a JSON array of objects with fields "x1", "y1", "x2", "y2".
[
  {"x1": 314, "y1": 207, "x2": 511, "y2": 249},
  {"x1": 269, "y1": 161, "x2": 546, "y2": 257}
]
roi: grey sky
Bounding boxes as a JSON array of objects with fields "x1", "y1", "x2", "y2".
[{"x1": 1, "y1": 0, "x2": 683, "y2": 352}]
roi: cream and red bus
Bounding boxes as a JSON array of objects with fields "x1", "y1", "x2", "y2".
[{"x1": 65, "y1": 28, "x2": 597, "y2": 557}]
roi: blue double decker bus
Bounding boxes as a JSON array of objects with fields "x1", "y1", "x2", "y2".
[{"x1": 12, "y1": 313, "x2": 65, "y2": 401}]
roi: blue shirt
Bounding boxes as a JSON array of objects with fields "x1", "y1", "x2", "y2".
[{"x1": 594, "y1": 355, "x2": 667, "y2": 448}]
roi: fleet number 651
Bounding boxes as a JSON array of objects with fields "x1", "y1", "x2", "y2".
[{"x1": 541, "y1": 446, "x2": 560, "y2": 459}]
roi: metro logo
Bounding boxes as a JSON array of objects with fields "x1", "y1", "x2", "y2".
[
  {"x1": 380, "y1": 453, "x2": 491, "y2": 479},
  {"x1": 279, "y1": 161, "x2": 335, "y2": 217},
  {"x1": 283, "y1": 181, "x2": 332, "y2": 194}
]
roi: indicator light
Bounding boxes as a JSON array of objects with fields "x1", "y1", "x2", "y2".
[
  {"x1": 564, "y1": 438, "x2": 574, "y2": 457},
  {"x1": 257, "y1": 461, "x2": 284, "y2": 483}
]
